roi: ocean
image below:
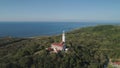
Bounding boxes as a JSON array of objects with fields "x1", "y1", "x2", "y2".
[{"x1": 0, "y1": 22, "x2": 119, "y2": 37}]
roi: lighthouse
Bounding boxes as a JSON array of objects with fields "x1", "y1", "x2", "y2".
[
  {"x1": 62, "y1": 31, "x2": 65, "y2": 43},
  {"x1": 62, "y1": 31, "x2": 66, "y2": 51},
  {"x1": 50, "y1": 31, "x2": 66, "y2": 53}
]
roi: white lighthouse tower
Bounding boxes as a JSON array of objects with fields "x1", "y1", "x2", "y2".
[
  {"x1": 62, "y1": 31, "x2": 65, "y2": 43},
  {"x1": 62, "y1": 31, "x2": 66, "y2": 51}
]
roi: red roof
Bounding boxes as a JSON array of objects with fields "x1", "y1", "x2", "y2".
[
  {"x1": 52, "y1": 42, "x2": 64, "y2": 47},
  {"x1": 113, "y1": 62, "x2": 120, "y2": 65}
]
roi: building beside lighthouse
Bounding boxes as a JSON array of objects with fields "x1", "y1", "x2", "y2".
[{"x1": 51, "y1": 31, "x2": 66, "y2": 53}]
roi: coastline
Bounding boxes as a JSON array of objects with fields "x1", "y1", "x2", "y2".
[{"x1": 0, "y1": 23, "x2": 120, "y2": 38}]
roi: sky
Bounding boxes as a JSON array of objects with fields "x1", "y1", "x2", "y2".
[{"x1": 0, "y1": 0, "x2": 120, "y2": 22}]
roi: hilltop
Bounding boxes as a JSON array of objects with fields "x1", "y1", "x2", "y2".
[{"x1": 0, "y1": 25, "x2": 120, "y2": 68}]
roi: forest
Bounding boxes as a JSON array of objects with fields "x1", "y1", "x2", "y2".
[{"x1": 0, "y1": 25, "x2": 120, "y2": 68}]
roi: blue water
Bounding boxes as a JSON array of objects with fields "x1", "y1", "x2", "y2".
[{"x1": 0, "y1": 22, "x2": 119, "y2": 37}]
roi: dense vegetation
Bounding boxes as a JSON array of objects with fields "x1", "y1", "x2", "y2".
[{"x1": 0, "y1": 25, "x2": 120, "y2": 68}]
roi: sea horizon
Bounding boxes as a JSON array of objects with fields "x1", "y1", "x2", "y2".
[{"x1": 0, "y1": 22, "x2": 120, "y2": 38}]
